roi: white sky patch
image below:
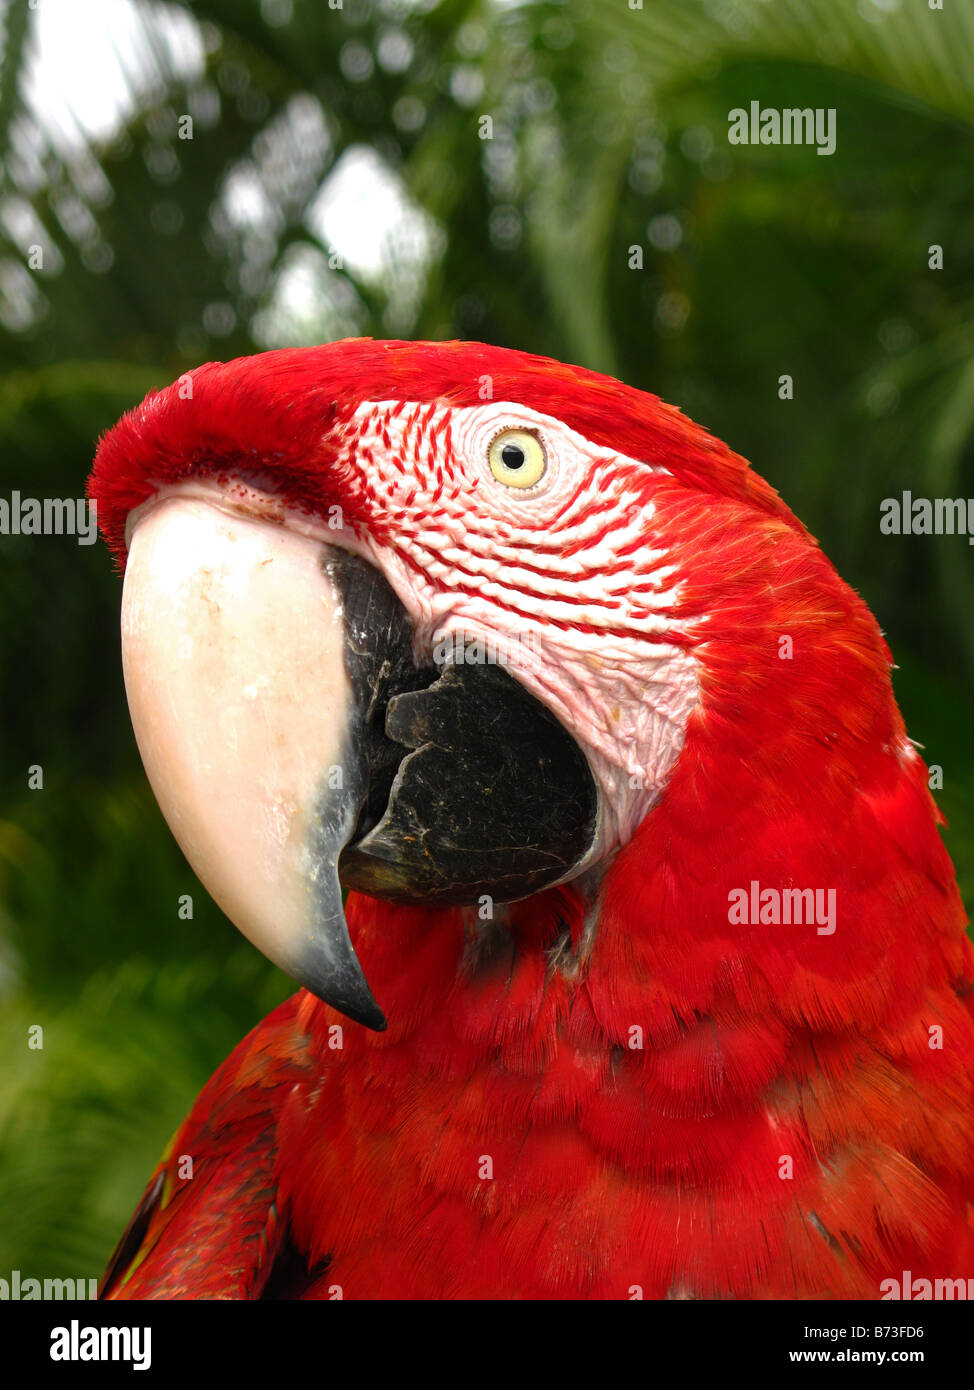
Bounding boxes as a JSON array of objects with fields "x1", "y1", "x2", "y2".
[
  {"x1": 10, "y1": 1, "x2": 440, "y2": 342},
  {"x1": 304, "y1": 143, "x2": 443, "y2": 333},
  {"x1": 251, "y1": 242, "x2": 364, "y2": 348},
  {"x1": 21, "y1": 0, "x2": 204, "y2": 152},
  {"x1": 306, "y1": 144, "x2": 439, "y2": 286}
]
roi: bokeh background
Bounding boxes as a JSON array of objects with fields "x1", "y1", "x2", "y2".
[{"x1": 0, "y1": 0, "x2": 972, "y2": 1281}]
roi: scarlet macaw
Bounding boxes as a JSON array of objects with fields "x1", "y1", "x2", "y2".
[{"x1": 88, "y1": 339, "x2": 974, "y2": 1299}]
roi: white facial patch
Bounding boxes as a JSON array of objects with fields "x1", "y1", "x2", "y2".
[{"x1": 338, "y1": 398, "x2": 701, "y2": 862}]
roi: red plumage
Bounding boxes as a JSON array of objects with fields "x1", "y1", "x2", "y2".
[{"x1": 92, "y1": 340, "x2": 974, "y2": 1299}]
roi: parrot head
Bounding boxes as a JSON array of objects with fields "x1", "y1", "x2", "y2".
[{"x1": 88, "y1": 339, "x2": 911, "y2": 1031}]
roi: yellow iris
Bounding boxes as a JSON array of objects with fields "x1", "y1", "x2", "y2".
[{"x1": 488, "y1": 429, "x2": 547, "y2": 488}]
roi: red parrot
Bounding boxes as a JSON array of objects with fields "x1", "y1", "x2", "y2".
[{"x1": 88, "y1": 339, "x2": 974, "y2": 1300}]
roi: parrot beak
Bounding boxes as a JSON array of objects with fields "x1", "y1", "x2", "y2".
[
  {"x1": 121, "y1": 487, "x2": 598, "y2": 1030},
  {"x1": 121, "y1": 489, "x2": 395, "y2": 1029}
]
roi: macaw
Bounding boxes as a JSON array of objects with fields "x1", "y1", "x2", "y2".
[{"x1": 88, "y1": 339, "x2": 974, "y2": 1299}]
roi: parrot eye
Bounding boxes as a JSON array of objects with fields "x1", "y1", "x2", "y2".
[{"x1": 488, "y1": 429, "x2": 547, "y2": 489}]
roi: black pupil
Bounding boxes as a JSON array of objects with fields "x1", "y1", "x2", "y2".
[{"x1": 501, "y1": 442, "x2": 526, "y2": 469}]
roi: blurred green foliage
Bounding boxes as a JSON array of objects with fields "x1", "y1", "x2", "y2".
[{"x1": 0, "y1": 0, "x2": 971, "y2": 1282}]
